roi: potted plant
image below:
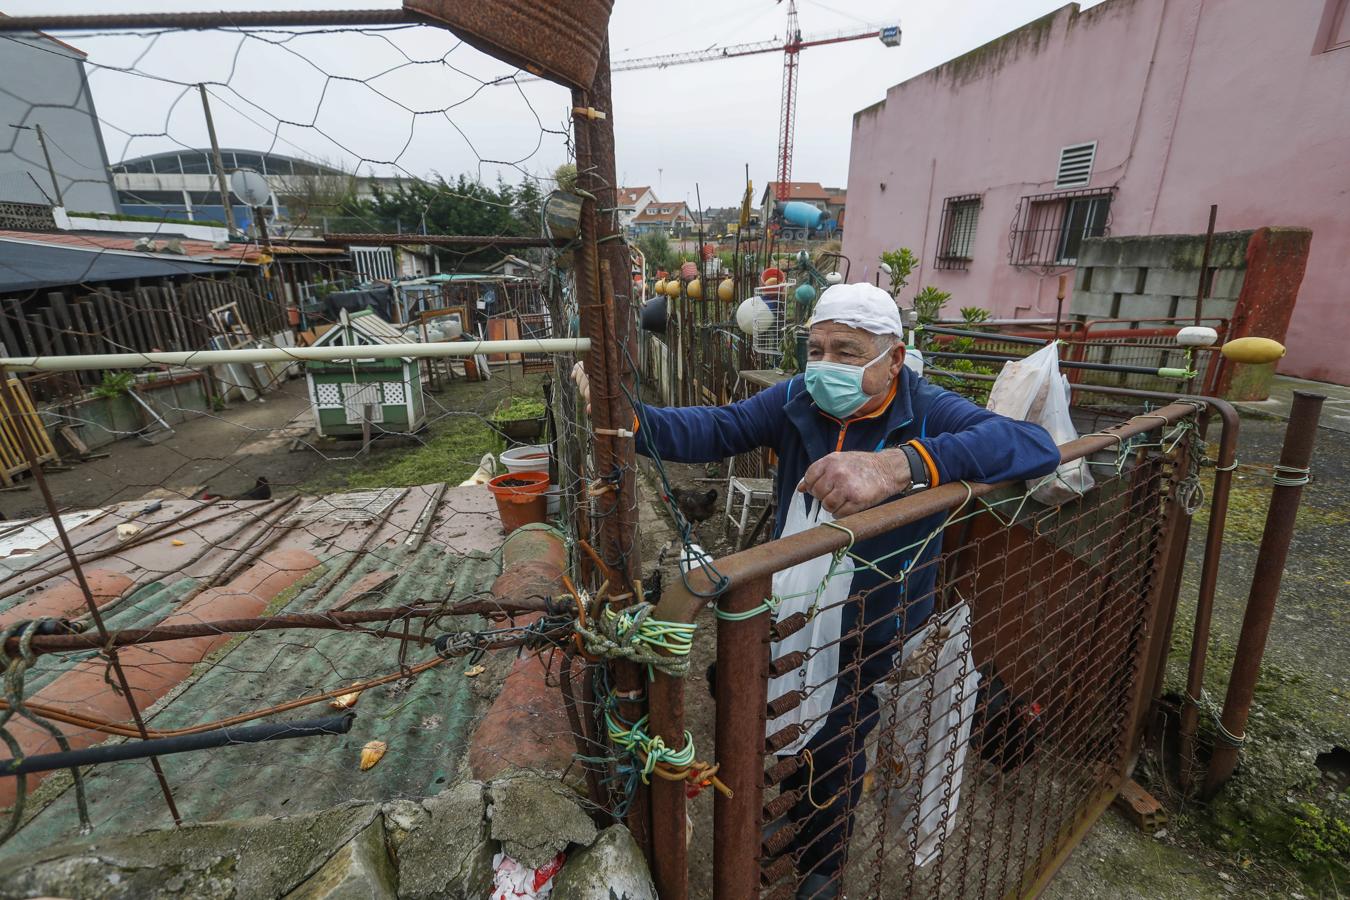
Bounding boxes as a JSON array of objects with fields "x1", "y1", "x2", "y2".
[{"x1": 489, "y1": 396, "x2": 546, "y2": 443}]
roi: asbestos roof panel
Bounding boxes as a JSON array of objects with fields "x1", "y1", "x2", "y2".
[{"x1": 0, "y1": 483, "x2": 514, "y2": 854}]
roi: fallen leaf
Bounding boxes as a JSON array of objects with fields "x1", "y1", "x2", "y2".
[
  {"x1": 360, "y1": 740, "x2": 387, "y2": 771},
  {"x1": 171, "y1": 539, "x2": 186, "y2": 547},
  {"x1": 464, "y1": 664, "x2": 486, "y2": 678},
  {"x1": 330, "y1": 686, "x2": 362, "y2": 710}
]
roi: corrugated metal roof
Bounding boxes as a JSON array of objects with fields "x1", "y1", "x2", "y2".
[
  {"x1": 0, "y1": 235, "x2": 249, "y2": 293},
  {"x1": 0, "y1": 483, "x2": 514, "y2": 854}
]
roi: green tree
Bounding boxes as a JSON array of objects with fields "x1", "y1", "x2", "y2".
[
  {"x1": 337, "y1": 174, "x2": 544, "y2": 265},
  {"x1": 637, "y1": 232, "x2": 678, "y2": 274}
]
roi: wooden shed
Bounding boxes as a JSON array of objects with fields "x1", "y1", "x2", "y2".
[{"x1": 305, "y1": 309, "x2": 426, "y2": 438}]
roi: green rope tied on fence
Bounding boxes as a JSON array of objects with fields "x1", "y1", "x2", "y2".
[
  {"x1": 605, "y1": 710, "x2": 696, "y2": 782},
  {"x1": 575, "y1": 602, "x2": 695, "y2": 678},
  {"x1": 714, "y1": 593, "x2": 780, "y2": 621}
]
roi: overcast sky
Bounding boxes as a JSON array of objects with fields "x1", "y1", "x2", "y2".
[{"x1": 6, "y1": 0, "x2": 1103, "y2": 207}]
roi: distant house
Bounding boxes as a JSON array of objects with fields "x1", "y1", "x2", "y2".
[
  {"x1": 616, "y1": 186, "x2": 656, "y2": 230},
  {"x1": 630, "y1": 202, "x2": 695, "y2": 237},
  {"x1": 760, "y1": 182, "x2": 846, "y2": 234},
  {"x1": 700, "y1": 206, "x2": 742, "y2": 237},
  {"x1": 0, "y1": 28, "x2": 119, "y2": 214}
]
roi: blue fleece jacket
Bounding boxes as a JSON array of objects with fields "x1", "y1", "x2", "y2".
[{"x1": 635, "y1": 369, "x2": 1060, "y2": 639}]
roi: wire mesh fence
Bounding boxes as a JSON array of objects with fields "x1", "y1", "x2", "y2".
[
  {"x1": 661, "y1": 402, "x2": 1202, "y2": 899},
  {"x1": 0, "y1": 10, "x2": 620, "y2": 868}
]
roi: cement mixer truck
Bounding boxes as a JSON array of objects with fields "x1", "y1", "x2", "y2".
[{"x1": 770, "y1": 200, "x2": 838, "y2": 241}]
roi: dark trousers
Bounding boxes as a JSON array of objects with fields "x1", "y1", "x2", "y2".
[{"x1": 778, "y1": 636, "x2": 894, "y2": 882}]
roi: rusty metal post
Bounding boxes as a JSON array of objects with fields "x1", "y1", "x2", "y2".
[
  {"x1": 1177, "y1": 402, "x2": 1240, "y2": 789},
  {"x1": 581, "y1": 42, "x2": 639, "y2": 586},
  {"x1": 1203, "y1": 392, "x2": 1324, "y2": 798},
  {"x1": 572, "y1": 41, "x2": 649, "y2": 855},
  {"x1": 714, "y1": 574, "x2": 772, "y2": 900},
  {"x1": 648, "y1": 670, "x2": 688, "y2": 900}
]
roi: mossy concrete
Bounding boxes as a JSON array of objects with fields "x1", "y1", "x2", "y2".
[
  {"x1": 488, "y1": 774, "x2": 598, "y2": 869},
  {"x1": 0, "y1": 801, "x2": 380, "y2": 899},
  {"x1": 552, "y1": 825, "x2": 657, "y2": 900},
  {"x1": 285, "y1": 816, "x2": 397, "y2": 900}
]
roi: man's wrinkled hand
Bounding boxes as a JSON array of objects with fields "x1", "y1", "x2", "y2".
[
  {"x1": 798, "y1": 449, "x2": 912, "y2": 518},
  {"x1": 570, "y1": 361, "x2": 591, "y2": 415}
]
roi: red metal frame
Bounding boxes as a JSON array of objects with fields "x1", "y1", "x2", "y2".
[{"x1": 775, "y1": 2, "x2": 801, "y2": 203}]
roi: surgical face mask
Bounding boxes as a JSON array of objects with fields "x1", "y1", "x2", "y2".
[{"x1": 804, "y1": 346, "x2": 893, "y2": 418}]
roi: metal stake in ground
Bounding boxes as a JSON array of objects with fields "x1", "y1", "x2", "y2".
[
  {"x1": 0, "y1": 369, "x2": 182, "y2": 826},
  {"x1": 1202, "y1": 391, "x2": 1325, "y2": 798}
]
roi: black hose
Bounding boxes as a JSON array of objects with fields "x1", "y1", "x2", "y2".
[{"x1": 0, "y1": 713, "x2": 355, "y2": 777}]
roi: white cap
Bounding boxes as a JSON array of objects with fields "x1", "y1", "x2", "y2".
[{"x1": 807, "y1": 282, "x2": 904, "y2": 339}]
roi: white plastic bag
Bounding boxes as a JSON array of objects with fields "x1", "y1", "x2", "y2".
[
  {"x1": 986, "y1": 342, "x2": 1093, "y2": 505},
  {"x1": 765, "y1": 492, "x2": 854, "y2": 757},
  {"x1": 871, "y1": 602, "x2": 980, "y2": 867}
]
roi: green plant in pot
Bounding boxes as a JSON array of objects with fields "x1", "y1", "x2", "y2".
[{"x1": 489, "y1": 396, "x2": 547, "y2": 443}]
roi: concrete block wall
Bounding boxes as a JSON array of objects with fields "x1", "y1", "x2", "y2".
[
  {"x1": 1070, "y1": 227, "x2": 1312, "y2": 399},
  {"x1": 1072, "y1": 230, "x2": 1252, "y2": 326}
]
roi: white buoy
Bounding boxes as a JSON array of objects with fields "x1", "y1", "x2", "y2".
[
  {"x1": 735, "y1": 296, "x2": 774, "y2": 335},
  {"x1": 1177, "y1": 326, "x2": 1219, "y2": 347}
]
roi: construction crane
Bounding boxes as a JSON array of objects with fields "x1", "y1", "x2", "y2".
[{"x1": 610, "y1": 2, "x2": 901, "y2": 203}]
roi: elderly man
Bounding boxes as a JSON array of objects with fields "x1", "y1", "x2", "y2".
[{"x1": 578, "y1": 283, "x2": 1059, "y2": 898}]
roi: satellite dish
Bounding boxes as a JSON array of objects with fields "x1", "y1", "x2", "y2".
[{"x1": 229, "y1": 168, "x2": 271, "y2": 207}]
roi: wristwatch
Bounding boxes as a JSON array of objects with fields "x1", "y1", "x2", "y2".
[{"x1": 899, "y1": 444, "x2": 930, "y2": 492}]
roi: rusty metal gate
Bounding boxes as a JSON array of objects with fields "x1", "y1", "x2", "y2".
[{"x1": 647, "y1": 402, "x2": 1200, "y2": 899}]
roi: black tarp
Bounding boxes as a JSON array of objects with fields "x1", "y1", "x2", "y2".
[
  {"x1": 314, "y1": 285, "x2": 394, "y2": 323},
  {"x1": 0, "y1": 239, "x2": 244, "y2": 294}
]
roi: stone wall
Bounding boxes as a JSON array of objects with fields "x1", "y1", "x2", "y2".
[{"x1": 0, "y1": 773, "x2": 657, "y2": 900}]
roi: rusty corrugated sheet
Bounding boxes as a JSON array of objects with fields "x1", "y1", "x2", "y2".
[{"x1": 405, "y1": 0, "x2": 613, "y2": 89}]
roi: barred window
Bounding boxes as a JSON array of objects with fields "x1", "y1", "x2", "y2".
[
  {"x1": 1009, "y1": 188, "x2": 1114, "y2": 268},
  {"x1": 935, "y1": 194, "x2": 981, "y2": 270}
]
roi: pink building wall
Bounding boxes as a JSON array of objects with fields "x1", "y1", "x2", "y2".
[{"x1": 843, "y1": 0, "x2": 1350, "y2": 384}]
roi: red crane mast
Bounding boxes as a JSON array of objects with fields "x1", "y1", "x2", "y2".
[{"x1": 606, "y1": 7, "x2": 901, "y2": 202}]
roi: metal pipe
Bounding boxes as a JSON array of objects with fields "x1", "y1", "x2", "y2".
[
  {"x1": 921, "y1": 325, "x2": 1049, "y2": 346},
  {"x1": 0, "y1": 338, "x2": 591, "y2": 372},
  {"x1": 0, "y1": 714, "x2": 354, "y2": 777},
  {"x1": 320, "y1": 232, "x2": 563, "y2": 249},
  {"x1": 9, "y1": 605, "x2": 457, "y2": 655},
  {"x1": 1177, "y1": 402, "x2": 1241, "y2": 789},
  {"x1": 1203, "y1": 392, "x2": 1325, "y2": 798},
  {"x1": 0, "y1": 10, "x2": 414, "y2": 31},
  {"x1": 927, "y1": 349, "x2": 1184, "y2": 377},
  {"x1": 713, "y1": 574, "x2": 772, "y2": 900},
  {"x1": 649, "y1": 669, "x2": 688, "y2": 899}
]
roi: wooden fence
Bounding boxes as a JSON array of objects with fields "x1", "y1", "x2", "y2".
[{"x1": 0, "y1": 275, "x2": 283, "y2": 402}]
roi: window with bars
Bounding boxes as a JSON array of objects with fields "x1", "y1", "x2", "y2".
[
  {"x1": 1009, "y1": 188, "x2": 1114, "y2": 268},
  {"x1": 935, "y1": 194, "x2": 981, "y2": 270}
]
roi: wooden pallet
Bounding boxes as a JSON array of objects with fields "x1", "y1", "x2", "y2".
[{"x1": 0, "y1": 378, "x2": 59, "y2": 486}]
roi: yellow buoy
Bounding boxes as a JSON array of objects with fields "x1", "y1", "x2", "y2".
[
  {"x1": 653, "y1": 279, "x2": 667, "y2": 296},
  {"x1": 717, "y1": 278, "x2": 734, "y2": 302},
  {"x1": 687, "y1": 278, "x2": 703, "y2": 300},
  {"x1": 1221, "y1": 336, "x2": 1286, "y2": 365},
  {"x1": 667, "y1": 279, "x2": 683, "y2": 297}
]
